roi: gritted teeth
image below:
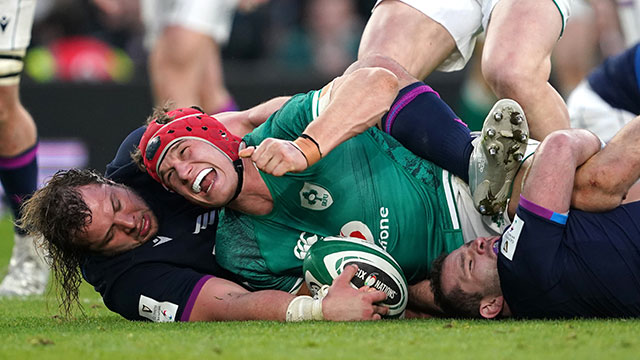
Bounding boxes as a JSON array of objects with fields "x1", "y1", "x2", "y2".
[{"x1": 192, "y1": 168, "x2": 214, "y2": 193}]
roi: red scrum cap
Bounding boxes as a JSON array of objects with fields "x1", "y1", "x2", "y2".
[{"x1": 139, "y1": 107, "x2": 242, "y2": 185}]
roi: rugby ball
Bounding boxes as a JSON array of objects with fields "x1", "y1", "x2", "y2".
[{"x1": 303, "y1": 236, "x2": 408, "y2": 318}]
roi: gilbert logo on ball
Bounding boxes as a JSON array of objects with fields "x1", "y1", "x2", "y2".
[{"x1": 303, "y1": 236, "x2": 408, "y2": 318}]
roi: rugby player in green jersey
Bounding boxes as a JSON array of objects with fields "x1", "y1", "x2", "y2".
[{"x1": 135, "y1": 55, "x2": 529, "y2": 301}]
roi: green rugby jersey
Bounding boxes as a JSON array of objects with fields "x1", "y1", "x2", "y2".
[{"x1": 216, "y1": 89, "x2": 464, "y2": 292}]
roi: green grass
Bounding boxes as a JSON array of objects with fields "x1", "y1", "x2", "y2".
[{"x1": 1, "y1": 216, "x2": 639, "y2": 359}]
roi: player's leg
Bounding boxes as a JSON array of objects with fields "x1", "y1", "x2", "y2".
[
  {"x1": 143, "y1": 0, "x2": 236, "y2": 113},
  {"x1": 349, "y1": 54, "x2": 526, "y2": 211},
  {"x1": 481, "y1": 0, "x2": 570, "y2": 140},
  {"x1": 197, "y1": 41, "x2": 237, "y2": 113},
  {"x1": 349, "y1": 54, "x2": 475, "y2": 181},
  {"x1": 358, "y1": 0, "x2": 459, "y2": 80},
  {"x1": 0, "y1": 0, "x2": 48, "y2": 296}
]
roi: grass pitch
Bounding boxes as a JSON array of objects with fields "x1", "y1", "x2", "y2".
[{"x1": 1, "y1": 216, "x2": 639, "y2": 359}]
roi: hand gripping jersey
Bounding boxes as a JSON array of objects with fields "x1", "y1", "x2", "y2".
[
  {"x1": 215, "y1": 90, "x2": 465, "y2": 293},
  {"x1": 82, "y1": 127, "x2": 232, "y2": 322},
  {"x1": 498, "y1": 197, "x2": 640, "y2": 318}
]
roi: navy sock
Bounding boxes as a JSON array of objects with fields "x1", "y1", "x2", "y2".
[
  {"x1": 381, "y1": 82, "x2": 474, "y2": 182},
  {"x1": 0, "y1": 142, "x2": 38, "y2": 233}
]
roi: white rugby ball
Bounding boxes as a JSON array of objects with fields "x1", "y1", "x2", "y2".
[{"x1": 302, "y1": 236, "x2": 408, "y2": 318}]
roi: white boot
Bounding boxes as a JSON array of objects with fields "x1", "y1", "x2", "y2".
[
  {"x1": 469, "y1": 99, "x2": 529, "y2": 216},
  {"x1": 0, "y1": 233, "x2": 50, "y2": 296}
]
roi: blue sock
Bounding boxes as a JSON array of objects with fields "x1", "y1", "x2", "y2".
[
  {"x1": 0, "y1": 142, "x2": 38, "y2": 233},
  {"x1": 381, "y1": 82, "x2": 473, "y2": 182}
]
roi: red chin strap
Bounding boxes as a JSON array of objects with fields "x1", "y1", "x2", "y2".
[{"x1": 138, "y1": 107, "x2": 242, "y2": 186}]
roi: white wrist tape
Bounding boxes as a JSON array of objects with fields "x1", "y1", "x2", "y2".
[{"x1": 286, "y1": 296, "x2": 323, "y2": 322}]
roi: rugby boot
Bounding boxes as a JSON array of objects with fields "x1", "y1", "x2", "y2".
[
  {"x1": 0, "y1": 233, "x2": 49, "y2": 296},
  {"x1": 469, "y1": 99, "x2": 529, "y2": 216}
]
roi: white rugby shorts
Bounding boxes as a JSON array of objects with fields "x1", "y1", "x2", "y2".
[
  {"x1": 374, "y1": 0, "x2": 573, "y2": 71},
  {"x1": 141, "y1": 0, "x2": 239, "y2": 49},
  {"x1": 568, "y1": 80, "x2": 636, "y2": 143},
  {"x1": 0, "y1": 0, "x2": 36, "y2": 84},
  {"x1": 0, "y1": 0, "x2": 36, "y2": 51}
]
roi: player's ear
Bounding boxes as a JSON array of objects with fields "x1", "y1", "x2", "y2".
[{"x1": 479, "y1": 295, "x2": 504, "y2": 319}]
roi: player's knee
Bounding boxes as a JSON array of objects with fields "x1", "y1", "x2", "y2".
[
  {"x1": 482, "y1": 58, "x2": 539, "y2": 99},
  {"x1": 539, "y1": 130, "x2": 574, "y2": 155}
]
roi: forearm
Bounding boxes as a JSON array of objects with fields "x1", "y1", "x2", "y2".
[
  {"x1": 572, "y1": 115, "x2": 640, "y2": 211},
  {"x1": 302, "y1": 67, "x2": 399, "y2": 156},
  {"x1": 213, "y1": 290, "x2": 293, "y2": 321},
  {"x1": 189, "y1": 281, "x2": 293, "y2": 322}
]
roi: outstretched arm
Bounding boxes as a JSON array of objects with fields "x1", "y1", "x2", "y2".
[
  {"x1": 188, "y1": 265, "x2": 388, "y2": 321},
  {"x1": 239, "y1": 66, "x2": 399, "y2": 176}
]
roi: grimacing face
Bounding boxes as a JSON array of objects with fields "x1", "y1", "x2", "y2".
[
  {"x1": 78, "y1": 183, "x2": 159, "y2": 255},
  {"x1": 440, "y1": 236, "x2": 503, "y2": 301},
  {"x1": 157, "y1": 139, "x2": 238, "y2": 208}
]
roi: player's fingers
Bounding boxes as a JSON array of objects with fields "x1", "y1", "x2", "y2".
[
  {"x1": 358, "y1": 285, "x2": 371, "y2": 293},
  {"x1": 334, "y1": 264, "x2": 358, "y2": 285},
  {"x1": 272, "y1": 162, "x2": 295, "y2": 177},
  {"x1": 262, "y1": 152, "x2": 284, "y2": 174},
  {"x1": 367, "y1": 289, "x2": 388, "y2": 304},
  {"x1": 252, "y1": 143, "x2": 277, "y2": 169},
  {"x1": 373, "y1": 305, "x2": 389, "y2": 316},
  {"x1": 371, "y1": 313, "x2": 382, "y2": 321}
]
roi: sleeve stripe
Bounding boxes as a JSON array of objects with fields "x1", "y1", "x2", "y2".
[
  {"x1": 180, "y1": 275, "x2": 214, "y2": 321},
  {"x1": 519, "y1": 195, "x2": 568, "y2": 225}
]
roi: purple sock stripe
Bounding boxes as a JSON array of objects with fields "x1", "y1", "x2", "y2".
[
  {"x1": 0, "y1": 145, "x2": 38, "y2": 169},
  {"x1": 519, "y1": 195, "x2": 568, "y2": 225},
  {"x1": 384, "y1": 85, "x2": 438, "y2": 133},
  {"x1": 180, "y1": 275, "x2": 214, "y2": 321}
]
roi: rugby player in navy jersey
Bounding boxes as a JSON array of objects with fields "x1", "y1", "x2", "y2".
[{"x1": 429, "y1": 114, "x2": 640, "y2": 318}]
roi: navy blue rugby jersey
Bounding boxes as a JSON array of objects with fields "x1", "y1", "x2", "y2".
[
  {"x1": 82, "y1": 126, "x2": 231, "y2": 322},
  {"x1": 497, "y1": 197, "x2": 640, "y2": 318},
  {"x1": 587, "y1": 43, "x2": 640, "y2": 115}
]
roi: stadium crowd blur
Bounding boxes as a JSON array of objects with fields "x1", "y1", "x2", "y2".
[
  {"x1": 25, "y1": 0, "x2": 636, "y2": 115},
  {"x1": 25, "y1": 0, "x2": 369, "y2": 85},
  {"x1": 17, "y1": 0, "x2": 640, "y2": 171}
]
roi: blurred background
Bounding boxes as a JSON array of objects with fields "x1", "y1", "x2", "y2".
[{"x1": 16, "y1": 0, "x2": 637, "y2": 192}]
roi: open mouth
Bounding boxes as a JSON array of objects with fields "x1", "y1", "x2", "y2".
[
  {"x1": 139, "y1": 214, "x2": 150, "y2": 238},
  {"x1": 192, "y1": 168, "x2": 214, "y2": 193}
]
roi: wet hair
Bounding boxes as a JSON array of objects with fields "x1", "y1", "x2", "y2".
[
  {"x1": 19, "y1": 168, "x2": 116, "y2": 317},
  {"x1": 429, "y1": 252, "x2": 483, "y2": 318}
]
